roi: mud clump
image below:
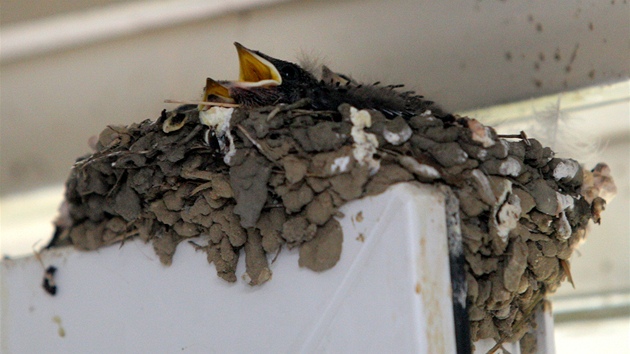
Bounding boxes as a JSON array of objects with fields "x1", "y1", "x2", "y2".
[{"x1": 50, "y1": 100, "x2": 613, "y2": 349}]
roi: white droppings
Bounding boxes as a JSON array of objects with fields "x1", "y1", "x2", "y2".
[
  {"x1": 330, "y1": 156, "x2": 351, "y2": 174},
  {"x1": 418, "y1": 164, "x2": 441, "y2": 179},
  {"x1": 350, "y1": 107, "x2": 380, "y2": 174},
  {"x1": 199, "y1": 106, "x2": 234, "y2": 131},
  {"x1": 383, "y1": 124, "x2": 412, "y2": 145},
  {"x1": 420, "y1": 110, "x2": 433, "y2": 117},
  {"x1": 199, "y1": 107, "x2": 236, "y2": 164},
  {"x1": 469, "y1": 119, "x2": 496, "y2": 148},
  {"x1": 553, "y1": 159, "x2": 580, "y2": 180},
  {"x1": 499, "y1": 157, "x2": 522, "y2": 177},
  {"x1": 398, "y1": 156, "x2": 441, "y2": 180},
  {"x1": 556, "y1": 211, "x2": 572, "y2": 240},
  {"x1": 556, "y1": 192, "x2": 575, "y2": 213},
  {"x1": 242, "y1": 272, "x2": 252, "y2": 284},
  {"x1": 496, "y1": 190, "x2": 522, "y2": 242},
  {"x1": 495, "y1": 178, "x2": 512, "y2": 207},
  {"x1": 487, "y1": 178, "x2": 518, "y2": 242}
]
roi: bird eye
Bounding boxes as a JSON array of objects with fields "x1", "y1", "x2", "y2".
[{"x1": 280, "y1": 65, "x2": 299, "y2": 80}]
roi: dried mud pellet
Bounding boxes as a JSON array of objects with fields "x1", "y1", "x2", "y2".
[
  {"x1": 425, "y1": 125, "x2": 459, "y2": 143},
  {"x1": 243, "y1": 229, "x2": 272, "y2": 286},
  {"x1": 281, "y1": 183, "x2": 314, "y2": 213},
  {"x1": 150, "y1": 200, "x2": 179, "y2": 226},
  {"x1": 282, "y1": 216, "x2": 317, "y2": 244},
  {"x1": 306, "y1": 191, "x2": 335, "y2": 225},
  {"x1": 504, "y1": 239, "x2": 528, "y2": 292},
  {"x1": 527, "y1": 179, "x2": 559, "y2": 215},
  {"x1": 330, "y1": 167, "x2": 370, "y2": 200},
  {"x1": 173, "y1": 221, "x2": 199, "y2": 237},
  {"x1": 298, "y1": 219, "x2": 343, "y2": 272},
  {"x1": 428, "y1": 142, "x2": 468, "y2": 167},
  {"x1": 151, "y1": 230, "x2": 179, "y2": 266},
  {"x1": 230, "y1": 152, "x2": 272, "y2": 228},
  {"x1": 282, "y1": 155, "x2": 308, "y2": 184}
]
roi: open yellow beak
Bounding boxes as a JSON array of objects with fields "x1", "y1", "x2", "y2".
[
  {"x1": 199, "y1": 43, "x2": 282, "y2": 110},
  {"x1": 200, "y1": 78, "x2": 234, "y2": 110},
  {"x1": 203, "y1": 78, "x2": 232, "y2": 100},
  {"x1": 235, "y1": 42, "x2": 282, "y2": 86}
]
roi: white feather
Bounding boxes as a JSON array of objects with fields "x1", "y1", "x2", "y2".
[{"x1": 529, "y1": 95, "x2": 601, "y2": 161}]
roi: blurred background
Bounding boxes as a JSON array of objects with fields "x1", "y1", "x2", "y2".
[{"x1": 1, "y1": 0, "x2": 628, "y2": 352}]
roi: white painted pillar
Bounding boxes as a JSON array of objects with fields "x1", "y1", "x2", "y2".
[{"x1": 1, "y1": 183, "x2": 552, "y2": 353}]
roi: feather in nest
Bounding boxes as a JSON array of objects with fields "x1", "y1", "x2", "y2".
[{"x1": 529, "y1": 95, "x2": 602, "y2": 162}]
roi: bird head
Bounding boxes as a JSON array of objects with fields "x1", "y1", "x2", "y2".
[{"x1": 201, "y1": 42, "x2": 318, "y2": 109}]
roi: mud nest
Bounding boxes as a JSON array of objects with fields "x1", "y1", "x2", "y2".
[{"x1": 50, "y1": 100, "x2": 613, "y2": 349}]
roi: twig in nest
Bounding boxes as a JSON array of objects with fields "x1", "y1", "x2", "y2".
[
  {"x1": 267, "y1": 98, "x2": 312, "y2": 121},
  {"x1": 112, "y1": 229, "x2": 139, "y2": 248},
  {"x1": 235, "y1": 124, "x2": 280, "y2": 164},
  {"x1": 73, "y1": 149, "x2": 152, "y2": 171},
  {"x1": 106, "y1": 170, "x2": 127, "y2": 198},
  {"x1": 497, "y1": 131, "x2": 531, "y2": 146},
  {"x1": 164, "y1": 99, "x2": 240, "y2": 108},
  {"x1": 378, "y1": 147, "x2": 403, "y2": 157},
  {"x1": 180, "y1": 124, "x2": 204, "y2": 145},
  {"x1": 560, "y1": 259, "x2": 575, "y2": 289},
  {"x1": 190, "y1": 181, "x2": 214, "y2": 196},
  {"x1": 271, "y1": 245, "x2": 282, "y2": 264},
  {"x1": 290, "y1": 109, "x2": 338, "y2": 119},
  {"x1": 236, "y1": 124, "x2": 264, "y2": 151},
  {"x1": 188, "y1": 240, "x2": 207, "y2": 251}
]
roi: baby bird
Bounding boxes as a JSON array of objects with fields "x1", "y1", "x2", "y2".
[{"x1": 203, "y1": 42, "x2": 445, "y2": 119}]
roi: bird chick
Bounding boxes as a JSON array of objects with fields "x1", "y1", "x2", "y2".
[
  {"x1": 202, "y1": 43, "x2": 318, "y2": 108},
  {"x1": 202, "y1": 42, "x2": 445, "y2": 119}
]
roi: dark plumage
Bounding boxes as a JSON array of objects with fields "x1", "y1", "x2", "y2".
[
  {"x1": 203, "y1": 42, "x2": 446, "y2": 119},
  {"x1": 312, "y1": 66, "x2": 444, "y2": 118}
]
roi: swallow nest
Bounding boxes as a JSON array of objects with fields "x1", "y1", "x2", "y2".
[{"x1": 51, "y1": 101, "x2": 614, "y2": 350}]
